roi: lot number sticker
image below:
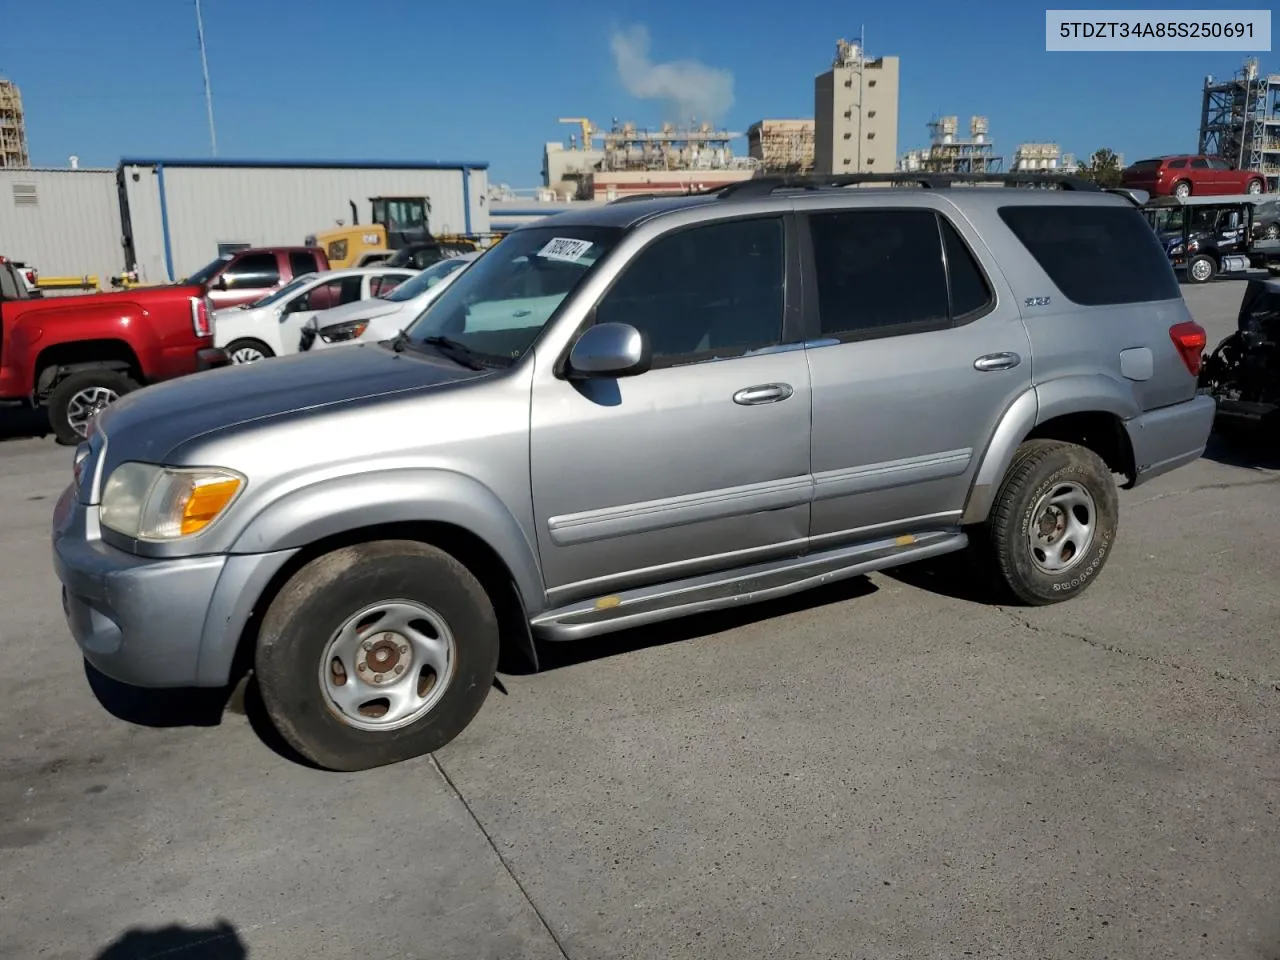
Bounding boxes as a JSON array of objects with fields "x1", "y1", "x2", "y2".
[{"x1": 537, "y1": 237, "x2": 594, "y2": 262}]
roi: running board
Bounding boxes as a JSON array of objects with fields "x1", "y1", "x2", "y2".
[{"x1": 530, "y1": 528, "x2": 968, "y2": 642}]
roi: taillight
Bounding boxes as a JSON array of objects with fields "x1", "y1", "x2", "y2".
[
  {"x1": 1170, "y1": 321, "x2": 1207, "y2": 376},
  {"x1": 24, "y1": 269, "x2": 36, "y2": 284},
  {"x1": 190, "y1": 296, "x2": 212, "y2": 338}
]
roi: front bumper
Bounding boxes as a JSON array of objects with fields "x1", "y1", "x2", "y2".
[
  {"x1": 51, "y1": 484, "x2": 298, "y2": 689},
  {"x1": 1123, "y1": 393, "x2": 1217, "y2": 485}
]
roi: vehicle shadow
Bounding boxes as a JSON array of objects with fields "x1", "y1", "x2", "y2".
[
  {"x1": 0, "y1": 406, "x2": 50, "y2": 442},
  {"x1": 84, "y1": 661, "x2": 236, "y2": 728},
  {"x1": 1201, "y1": 429, "x2": 1280, "y2": 471},
  {"x1": 94, "y1": 919, "x2": 246, "y2": 959}
]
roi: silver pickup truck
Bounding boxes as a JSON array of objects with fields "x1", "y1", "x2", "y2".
[{"x1": 52, "y1": 173, "x2": 1216, "y2": 771}]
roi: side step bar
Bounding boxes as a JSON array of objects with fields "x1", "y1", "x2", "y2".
[{"x1": 530, "y1": 528, "x2": 968, "y2": 642}]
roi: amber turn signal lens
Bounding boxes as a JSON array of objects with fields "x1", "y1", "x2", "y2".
[{"x1": 180, "y1": 477, "x2": 243, "y2": 536}]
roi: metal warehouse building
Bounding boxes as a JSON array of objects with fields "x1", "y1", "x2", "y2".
[
  {"x1": 119, "y1": 158, "x2": 490, "y2": 282},
  {"x1": 0, "y1": 168, "x2": 126, "y2": 285},
  {"x1": 1, "y1": 158, "x2": 490, "y2": 286}
]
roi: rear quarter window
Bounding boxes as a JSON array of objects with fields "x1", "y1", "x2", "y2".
[{"x1": 998, "y1": 204, "x2": 1182, "y2": 306}]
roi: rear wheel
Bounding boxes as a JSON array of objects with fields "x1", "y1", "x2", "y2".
[
  {"x1": 1172, "y1": 180, "x2": 1192, "y2": 198},
  {"x1": 981, "y1": 439, "x2": 1119, "y2": 606},
  {"x1": 1187, "y1": 254, "x2": 1217, "y2": 284},
  {"x1": 46, "y1": 368, "x2": 139, "y2": 445},
  {"x1": 1264, "y1": 223, "x2": 1279, "y2": 241},
  {"x1": 226, "y1": 338, "x2": 274, "y2": 364},
  {"x1": 254, "y1": 540, "x2": 500, "y2": 771},
  {"x1": 1246, "y1": 179, "x2": 1264, "y2": 195}
]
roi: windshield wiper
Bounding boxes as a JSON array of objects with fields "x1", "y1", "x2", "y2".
[{"x1": 419, "y1": 335, "x2": 488, "y2": 370}]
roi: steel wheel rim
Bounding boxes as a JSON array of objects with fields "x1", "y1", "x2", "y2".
[
  {"x1": 1191, "y1": 259, "x2": 1212, "y2": 282},
  {"x1": 319, "y1": 599, "x2": 457, "y2": 732},
  {"x1": 65, "y1": 386, "x2": 119, "y2": 436},
  {"x1": 1027, "y1": 480, "x2": 1097, "y2": 575},
  {"x1": 230, "y1": 346, "x2": 266, "y2": 364}
]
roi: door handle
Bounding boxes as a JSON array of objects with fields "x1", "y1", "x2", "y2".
[
  {"x1": 733, "y1": 383, "x2": 794, "y2": 405},
  {"x1": 973, "y1": 352, "x2": 1021, "y2": 372}
]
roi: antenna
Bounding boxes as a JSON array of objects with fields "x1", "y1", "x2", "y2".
[{"x1": 194, "y1": 0, "x2": 218, "y2": 156}]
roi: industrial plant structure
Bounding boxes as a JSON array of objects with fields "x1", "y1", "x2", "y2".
[
  {"x1": 814, "y1": 39, "x2": 900, "y2": 175},
  {"x1": 899, "y1": 116, "x2": 1003, "y2": 174},
  {"x1": 747, "y1": 119, "x2": 816, "y2": 174},
  {"x1": 0, "y1": 80, "x2": 30, "y2": 169},
  {"x1": 1199, "y1": 57, "x2": 1280, "y2": 193},
  {"x1": 1011, "y1": 143, "x2": 1062, "y2": 171},
  {"x1": 541, "y1": 118, "x2": 757, "y2": 200}
]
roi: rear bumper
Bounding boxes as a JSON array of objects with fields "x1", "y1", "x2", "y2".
[
  {"x1": 197, "y1": 347, "x2": 230, "y2": 370},
  {"x1": 1124, "y1": 393, "x2": 1216, "y2": 486}
]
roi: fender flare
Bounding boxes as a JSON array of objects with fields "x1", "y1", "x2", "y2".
[
  {"x1": 227, "y1": 468, "x2": 546, "y2": 616},
  {"x1": 960, "y1": 376, "x2": 1140, "y2": 525}
]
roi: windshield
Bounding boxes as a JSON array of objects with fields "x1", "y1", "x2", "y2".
[
  {"x1": 382, "y1": 259, "x2": 472, "y2": 302},
  {"x1": 401, "y1": 226, "x2": 621, "y2": 365},
  {"x1": 249, "y1": 273, "x2": 316, "y2": 307},
  {"x1": 185, "y1": 254, "x2": 233, "y2": 286}
]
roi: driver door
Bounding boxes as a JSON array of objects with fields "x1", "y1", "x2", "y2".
[
  {"x1": 281, "y1": 275, "x2": 366, "y2": 352},
  {"x1": 529, "y1": 212, "x2": 813, "y2": 605}
]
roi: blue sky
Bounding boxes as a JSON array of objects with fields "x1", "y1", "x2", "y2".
[{"x1": 4, "y1": 0, "x2": 1272, "y2": 186}]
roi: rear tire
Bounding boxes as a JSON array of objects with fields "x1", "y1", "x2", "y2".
[
  {"x1": 225, "y1": 338, "x2": 274, "y2": 364},
  {"x1": 1173, "y1": 180, "x2": 1192, "y2": 199},
  {"x1": 46, "y1": 369, "x2": 139, "y2": 445},
  {"x1": 254, "y1": 540, "x2": 500, "y2": 772},
  {"x1": 1246, "y1": 179, "x2": 1264, "y2": 195},
  {"x1": 982, "y1": 439, "x2": 1119, "y2": 606}
]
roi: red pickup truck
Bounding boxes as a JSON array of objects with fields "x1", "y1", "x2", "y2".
[
  {"x1": 0, "y1": 273, "x2": 227, "y2": 444},
  {"x1": 185, "y1": 246, "x2": 330, "y2": 309}
]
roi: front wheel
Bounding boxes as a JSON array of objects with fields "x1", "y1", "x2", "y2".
[
  {"x1": 254, "y1": 540, "x2": 500, "y2": 771},
  {"x1": 1187, "y1": 254, "x2": 1217, "y2": 284},
  {"x1": 983, "y1": 439, "x2": 1120, "y2": 605},
  {"x1": 46, "y1": 368, "x2": 140, "y2": 445},
  {"x1": 225, "y1": 338, "x2": 275, "y2": 364}
]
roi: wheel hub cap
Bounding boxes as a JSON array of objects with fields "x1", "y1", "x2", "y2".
[
  {"x1": 1028, "y1": 481, "x2": 1097, "y2": 574},
  {"x1": 67, "y1": 387, "x2": 119, "y2": 435},
  {"x1": 319, "y1": 600, "x2": 456, "y2": 732}
]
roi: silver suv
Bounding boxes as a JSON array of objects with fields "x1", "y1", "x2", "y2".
[{"x1": 51, "y1": 174, "x2": 1216, "y2": 771}]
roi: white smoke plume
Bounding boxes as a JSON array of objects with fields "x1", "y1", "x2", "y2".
[{"x1": 609, "y1": 24, "x2": 735, "y2": 124}]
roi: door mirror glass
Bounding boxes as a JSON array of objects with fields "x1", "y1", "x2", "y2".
[{"x1": 568, "y1": 323, "x2": 650, "y2": 378}]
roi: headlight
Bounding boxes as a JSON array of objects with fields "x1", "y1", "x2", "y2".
[
  {"x1": 318, "y1": 319, "x2": 369, "y2": 343},
  {"x1": 1169, "y1": 244, "x2": 1184, "y2": 255},
  {"x1": 99, "y1": 463, "x2": 245, "y2": 541}
]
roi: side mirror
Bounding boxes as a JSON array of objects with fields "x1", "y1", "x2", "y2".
[{"x1": 567, "y1": 322, "x2": 651, "y2": 379}]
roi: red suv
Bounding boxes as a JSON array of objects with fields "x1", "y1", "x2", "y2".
[{"x1": 1121, "y1": 155, "x2": 1266, "y2": 199}]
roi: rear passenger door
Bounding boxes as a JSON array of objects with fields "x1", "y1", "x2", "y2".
[{"x1": 797, "y1": 200, "x2": 1032, "y2": 547}]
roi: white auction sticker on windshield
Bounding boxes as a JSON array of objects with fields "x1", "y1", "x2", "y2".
[{"x1": 537, "y1": 237, "x2": 594, "y2": 262}]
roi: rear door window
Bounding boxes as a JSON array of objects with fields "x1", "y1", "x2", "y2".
[{"x1": 998, "y1": 205, "x2": 1181, "y2": 305}]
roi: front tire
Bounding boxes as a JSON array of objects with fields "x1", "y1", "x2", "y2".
[
  {"x1": 46, "y1": 368, "x2": 139, "y2": 445},
  {"x1": 1187, "y1": 254, "x2": 1217, "y2": 284},
  {"x1": 254, "y1": 540, "x2": 500, "y2": 772},
  {"x1": 225, "y1": 338, "x2": 275, "y2": 364},
  {"x1": 984, "y1": 440, "x2": 1119, "y2": 606}
]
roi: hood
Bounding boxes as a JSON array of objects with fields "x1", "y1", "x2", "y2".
[
  {"x1": 310, "y1": 298, "x2": 403, "y2": 329},
  {"x1": 92, "y1": 342, "x2": 486, "y2": 470}
]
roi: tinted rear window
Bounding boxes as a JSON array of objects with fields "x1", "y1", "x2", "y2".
[{"x1": 998, "y1": 204, "x2": 1182, "y2": 306}]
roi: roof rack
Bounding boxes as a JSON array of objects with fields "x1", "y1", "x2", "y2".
[{"x1": 712, "y1": 172, "x2": 1103, "y2": 200}]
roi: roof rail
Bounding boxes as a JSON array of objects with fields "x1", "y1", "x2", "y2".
[{"x1": 713, "y1": 172, "x2": 1103, "y2": 199}]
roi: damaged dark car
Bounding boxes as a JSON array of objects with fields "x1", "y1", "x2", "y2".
[{"x1": 1199, "y1": 277, "x2": 1280, "y2": 438}]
